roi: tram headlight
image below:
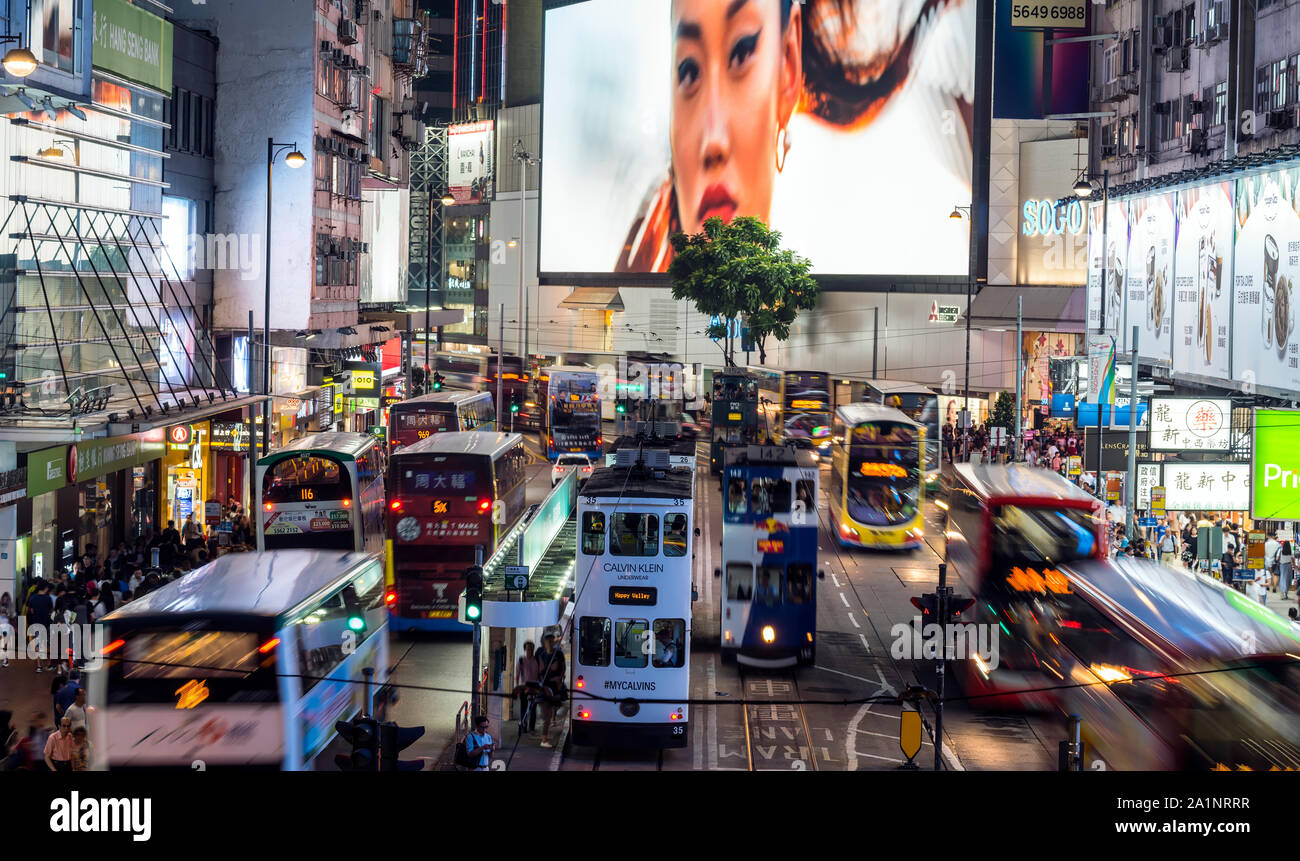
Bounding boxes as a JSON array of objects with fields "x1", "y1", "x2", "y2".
[{"x1": 761, "y1": 625, "x2": 776, "y2": 644}]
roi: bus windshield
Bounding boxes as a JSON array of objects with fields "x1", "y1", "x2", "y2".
[
  {"x1": 992, "y1": 505, "x2": 1098, "y2": 567},
  {"x1": 262, "y1": 455, "x2": 347, "y2": 503},
  {"x1": 105, "y1": 626, "x2": 278, "y2": 704},
  {"x1": 846, "y1": 422, "x2": 920, "y2": 527},
  {"x1": 396, "y1": 455, "x2": 490, "y2": 500}
]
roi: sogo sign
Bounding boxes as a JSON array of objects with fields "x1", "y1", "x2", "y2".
[{"x1": 1253, "y1": 408, "x2": 1300, "y2": 519}]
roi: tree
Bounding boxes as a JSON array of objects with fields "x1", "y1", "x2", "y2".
[
  {"x1": 668, "y1": 216, "x2": 820, "y2": 366},
  {"x1": 991, "y1": 391, "x2": 1015, "y2": 436}
]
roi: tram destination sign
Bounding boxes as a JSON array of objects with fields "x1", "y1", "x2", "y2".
[{"x1": 609, "y1": 587, "x2": 657, "y2": 606}]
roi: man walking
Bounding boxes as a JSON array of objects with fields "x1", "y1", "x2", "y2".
[{"x1": 43, "y1": 717, "x2": 75, "y2": 771}]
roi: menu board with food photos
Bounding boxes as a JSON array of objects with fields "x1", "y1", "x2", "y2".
[
  {"x1": 1234, "y1": 167, "x2": 1300, "y2": 391},
  {"x1": 1124, "y1": 192, "x2": 1175, "y2": 362},
  {"x1": 1085, "y1": 198, "x2": 1129, "y2": 337},
  {"x1": 1173, "y1": 182, "x2": 1233, "y2": 379}
]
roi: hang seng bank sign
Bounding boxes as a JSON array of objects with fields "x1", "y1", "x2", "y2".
[{"x1": 92, "y1": 0, "x2": 173, "y2": 92}]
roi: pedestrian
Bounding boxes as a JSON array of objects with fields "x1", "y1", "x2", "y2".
[
  {"x1": 54, "y1": 672, "x2": 81, "y2": 722},
  {"x1": 70, "y1": 726, "x2": 90, "y2": 771},
  {"x1": 536, "y1": 632, "x2": 566, "y2": 749},
  {"x1": 25, "y1": 581, "x2": 54, "y2": 672},
  {"x1": 0, "y1": 592, "x2": 12, "y2": 668},
  {"x1": 1220, "y1": 546, "x2": 1239, "y2": 586},
  {"x1": 1280, "y1": 539, "x2": 1295, "y2": 601},
  {"x1": 43, "y1": 717, "x2": 75, "y2": 771},
  {"x1": 92, "y1": 587, "x2": 115, "y2": 621},
  {"x1": 515, "y1": 640, "x2": 540, "y2": 734},
  {"x1": 62, "y1": 687, "x2": 88, "y2": 730},
  {"x1": 1266, "y1": 532, "x2": 1282, "y2": 593},
  {"x1": 464, "y1": 716, "x2": 494, "y2": 771},
  {"x1": 1159, "y1": 528, "x2": 1176, "y2": 565}
]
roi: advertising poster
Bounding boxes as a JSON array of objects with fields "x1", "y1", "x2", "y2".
[
  {"x1": 539, "y1": 0, "x2": 976, "y2": 277},
  {"x1": 1233, "y1": 167, "x2": 1300, "y2": 390},
  {"x1": 1252, "y1": 407, "x2": 1300, "y2": 520},
  {"x1": 1162, "y1": 463, "x2": 1250, "y2": 511},
  {"x1": 1085, "y1": 198, "x2": 1129, "y2": 335},
  {"x1": 1023, "y1": 332, "x2": 1080, "y2": 411},
  {"x1": 1172, "y1": 182, "x2": 1233, "y2": 378},
  {"x1": 447, "y1": 121, "x2": 495, "y2": 205},
  {"x1": 1124, "y1": 192, "x2": 1175, "y2": 360}
]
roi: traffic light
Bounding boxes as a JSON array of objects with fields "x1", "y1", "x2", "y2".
[
  {"x1": 334, "y1": 714, "x2": 380, "y2": 771},
  {"x1": 432, "y1": 371, "x2": 445, "y2": 392},
  {"x1": 464, "y1": 565, "x2": 484, "y2": 623},
  {"x1": 616, "y1": 401, "x2": 627, "y2": 414},
  {"x1": 947, "y1": 594, "x2": 976, "y2": 621},
  {"x1": 380, "y1": 721, "x2": 426, "y2": 772},
  {"x1": 510, "y1": 394, "x2": 520, "y2": 415},
  {"x1": 909, "y1": 592, "x2": 939, "y2": 619}
]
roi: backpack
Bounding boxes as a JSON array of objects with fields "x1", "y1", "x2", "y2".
[{"x1": 454, "y1": 738, "x2": 476, "y2": 769}]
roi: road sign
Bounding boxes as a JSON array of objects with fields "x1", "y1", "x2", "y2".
[
  {"x1": 899, "y1": 709, "x2": 922, "y2": 764},
  {"x1": 1150, "y1": 486, "x2": 1166, "y2": 516},
  {"x1": 1247, "y1": 532, "x2": 1266, "y2": 570},
  {"x1": 504, "y1": 565, "x2": 529, "y2": 591}
]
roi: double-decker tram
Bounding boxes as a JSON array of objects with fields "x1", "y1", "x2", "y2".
[
  {"x1": 709, "y1": 368, "x2": 763, "y2": 474},
  {"x1": 388, "y1": 390, "x2": 495, "y2": 451},
  {"x1": 88, "y1": 551, "x2": 389, "y2": 770},
  {"x1": 718, "y1": 445, "x2": 821, "y2": 667},
  {"x1": 385, "y1": 432, "x2": 528, "y2": 631},
  {"x1": 828, "y1": 404, "x2": 925, "y2": 549},
  {"x1": 944, "y1": 463, "x2": 1300, "y2": 770},
  {"x1": 546, "y1": 365, "x2": 603, "y2": 461},
  {"x1": 256, "y1": 433, "x2": 386, "y2": 555},
  {"x1": 571, "y1": 444, "x2": 696, "y2": 748}
]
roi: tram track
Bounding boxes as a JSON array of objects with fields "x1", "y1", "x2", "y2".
[{"x1": 737, "y1": 666, "x2": 820, "y2": 771}]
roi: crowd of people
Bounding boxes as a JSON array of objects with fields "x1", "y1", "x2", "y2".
[{"x1": 0, "y1": 503, "x2": 256, "y2": 770}]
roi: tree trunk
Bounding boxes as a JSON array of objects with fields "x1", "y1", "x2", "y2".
[{"x1": 757, "y1": 335, "x2": 767, "y2": 366}]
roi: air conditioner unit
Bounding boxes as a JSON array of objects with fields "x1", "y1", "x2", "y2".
[
  {"x1": 360, "y1": 243, "x2": 369, "y2": 253},
  {"x1": 1191, "y1": 99, "x2": 1205, "y2": 113},
  {"x1": 1154, "y1": 101, "x2": 1172, "y2": 115},
  {"x1": 1152, "y1": 19, "x2": 1171, "y2": 51},
  {"x1": 346, "y1": 251, "x2": 357, "y2": 262},
  {"x1": 338, "y1": 19, "x2": 358, "y2": 45},
  {"x1": 332, "y1": 49, "x2": 344, "y2": 63},
  {"x1": 1101, "y1": 144, "x2": 1117, "y2": 159},
  {"x1": 1184, "y1": 129, "x2": 1208, "y2": 153},
  {"x1": 1268, "y1": 109, "x2": 1294, "y2": 130},
  {"x1": 354, "y1": 0, "x2": 370, "y2": 17},
  {"x1": 1122, "y1": 72, "x2": 1140, "y2": 94},
  {"x1": 1165, "y1": 46, "x2": 1189, "y2": 72},
  {"x1": 319, "y1": 40, "x2": 333, "y2": 54}
]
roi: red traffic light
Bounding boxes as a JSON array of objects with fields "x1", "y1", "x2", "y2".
[
  {"x1": 950, "y1": 596, "x2": 976, "y2": 618},
  {"x1": 910, "y1": 594, "x2": 938, "y2": 616}
]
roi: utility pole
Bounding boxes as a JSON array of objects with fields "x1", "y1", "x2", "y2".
[
  {"x1": 1095, "y1": 169, "x2": 1110, "y2": 501},
  {"x1": 497, "y1": 303, "x2": 505, "y2": 429},
  {"x1": 1126, "y1": 325, "x2": 1139, "y2": 538},
  {"x1": 933, "y1": 562, "x2": 948, "y2": 772},
  {"x1": 872, "y1": 307, "x2": 879, "y2": 379},
  {"x1": 471, "y1": 544, "x2": 484, "y2": 714},
  {"x1": 1014, "y1": 296, "x2": 1022, "y2": 460}
]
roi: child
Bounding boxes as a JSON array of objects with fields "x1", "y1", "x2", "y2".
[{"x1": 70, "y1": 726, "x2": 89, "y2": 771}]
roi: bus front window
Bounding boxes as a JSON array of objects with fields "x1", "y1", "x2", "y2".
[
  {"x1": 263, "y1": 455, "x2": 345, "y2": 502},
  {"x1": 846, "y1": 457, "x2": 919, "y2": 527}
]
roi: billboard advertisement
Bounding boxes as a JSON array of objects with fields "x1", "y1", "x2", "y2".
[
  {"x1": 1085, "y1": 198, "x2": 1128, "y2": 336},
  {"x1": 1148, "y1": 397, "x2": 1231, "y2": 451},
  {"x1": 447, "y1": 121, "x2": 495, "y2": 205},
  {"x1": 1252, "y1": 408, "x2": 1300, "y2": 520},
  {"x1": 1172, "y1": 182, "x2": 1232, "y2": 378},
  {"x1": 1162, "y1": 463, "x2": 1250, "y2": 512},
  {"x1": 1124, "y1": 192, "x2": 1174, "y2": 360},
  {"x1": 994, "y1": 0, "x2": 1088, "y2": 119},
  {"x1": 539, "y1": 0, "x2": 976, "y2": 277},
  {"x1": 1233, "y1": 167, "x2": 1300, "y2": 390},
  {"x1": 1017, "y1": 138, "x2": 1087, "y2": 286}
]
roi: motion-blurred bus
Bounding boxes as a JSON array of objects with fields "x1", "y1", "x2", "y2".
[
  {"x1": 546, "y1": 366, "x2": 603, "y2": 461},
  {"x1": 828, "y1": 404, "x2": 925, "y2": 550}
]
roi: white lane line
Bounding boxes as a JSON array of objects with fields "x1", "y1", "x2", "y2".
[
  {"x1": 847, "y1": 613, "x2": 860, "y2": 629},
  {"x1": 830, "y1": 573, "x2": 842, "y2": 588},
  {"x1": 838, "y1": 592, "x2": 850, "y2": 608},
  {"x1": 859, "y1": 633, "x2": 871, "y2": 654},
  {"x1": 857, "y1": 751, "x2": 905, "y2": 763},
  {"x1": 706, "y1": 655, "x2": 718, "y2": 771},
  {"x1": 547, "y1": 725, "x2": 569, "y2": 771},
  {"x1": 814, "y1": 664, "x2": 881, "y2": 684},
  {"x1": 855, "y1": 728, "x2": 932, "y2": 746}
]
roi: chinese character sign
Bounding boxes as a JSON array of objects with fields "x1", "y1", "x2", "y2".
[
  {"x1": 1149, "y1": 397, "x2": 1230, "y2": 451},
  {"x1": 1162, "y1": 463, "x2": 1250, "y2": 511}
]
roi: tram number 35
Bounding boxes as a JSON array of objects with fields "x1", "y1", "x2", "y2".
[{"x1": 672, "y1": 726, "x2": 684, "y2": 736}]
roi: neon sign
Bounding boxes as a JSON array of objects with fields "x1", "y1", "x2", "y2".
[{"x1": 1022, "y1": 199, "x2": 1085, "y2": 236}]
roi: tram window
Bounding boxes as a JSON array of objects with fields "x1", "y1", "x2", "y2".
[
  {"x1": 610, "y1": 513, "x2": 659, "y2": 557},
  {"x1": 652, "y1": 619, "x2": 686, "y2": 668},
  {"x1": 786, "y1": 564, "x2": 812, "y2": 604},
  {"x1": 726, "y1": 477, "x2": 747, "y2": 515},
  {"x1": 795, "y1": 480, "x2": 815, "y2": 512},
  {"x1": 295, "y1": 590, "x2": 352, "y2": 693},
  {"x1": 750, "y1": 477, "x2": 792, "y2": 515},
  {"x1": 663, "y1": 513, "x2": 689, "y2": 557},
  {"x1": 581, "y1": 512, "x2": 606, "y2": 555},
  {"x1": 578, "y1": 616, "x2": 611, "y2": 667},
  {"x1": 726, "y1": 563, "x2": 754, "y2": 601},
  {"x1": 756, "y1": 566, "x2": 783, "y2": 606},
  {"x1": 614, "y1": 619, "x2": 649, "y2": 668}
]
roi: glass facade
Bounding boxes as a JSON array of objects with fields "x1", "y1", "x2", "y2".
[{"x1": 441, "y1": 213, "x2": 488, "y2": 341}]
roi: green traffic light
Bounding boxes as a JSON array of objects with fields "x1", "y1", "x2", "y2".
[
  {"x1": 511, "y1": 403, "x2": 520, "y2": 413},
  {"x1": 466, "y1": 605, "x2": 481, "y2": 620},
  {"x1": 348, "y1": 616, "x2": 365, "y2": 631}
]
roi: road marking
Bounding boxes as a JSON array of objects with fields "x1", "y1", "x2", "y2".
[
  {"x1": 830, "y1": 573, "x2": 842, "y2": 588},
  {"x1": 838, "y1": 592, "x2": 850, "y2": 608},
  {"x1": 859, "y1": 633, "x2": 871, "y2": 654},
  {"x1": 847, "y1": 613, "x2": 860, "y2": 629},
  {"x1": 706, "y1": 656, "x2": 718, "y2": 771},
  {"x1": 856, "y1": 751, "x2": 905, "y2": 763},
  {"x1": 814, "y1": 664, "x2": 882, "y2": 685},
  {"x1": 855, "y1": 728, "x2": 932, "y2": 745},
  {"x1": 547, "y1": 725, "x2": 569, "y2": 771}
]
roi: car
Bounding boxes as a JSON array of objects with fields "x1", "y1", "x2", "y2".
[{"x1": 553, "y1": 453, "x2": 593, "y2": 486}]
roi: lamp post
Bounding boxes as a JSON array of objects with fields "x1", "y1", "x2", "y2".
[
  {"x1": 513, "y1": 140, "x2": 538, "y2": 364},
  {"x1": 1073, "y1": 169, "x2": 1109, "y2": 501},
  {"x1": 949, "y1": 205, "x2": 973, "y2": 459},
  {"x1": 263, "y1": 139, "x2": 306, "y2": 458}
]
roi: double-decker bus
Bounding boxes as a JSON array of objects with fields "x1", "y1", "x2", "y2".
[
  {"x1": 829, "y1": 404, "x2": 925, "y2": 550},
  {"x1": 385, "y1": 432, "x2": 528, "y2": 631},
  {"x1": 388, "y1": 390, "x2": 495, "y2": 451},
  {"x1": 944, "y1": 463, "x2": 1300, "y2": 770},
  {"x1": 843, "y1": 378, "x2": 941, "y2": 486},
  {"x1": 256, "y1": 433, "x2": 386, "y2": 556},
  {"x1": 572, "y1": 443, "x2": 696, "y2": 748},
  {"x1": 718, "y1": 444, "x2": 821, "y2": 667},
  {"x1": 546, "y1": 365, "x2": 603, "y2": 461},
  {"x1": 709, "y1": 368, "x2": 763, "y2": 474},
  {"x1": 89, "y1": 551, "x2": 390, "y2": 770}
]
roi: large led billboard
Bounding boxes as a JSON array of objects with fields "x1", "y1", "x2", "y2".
[
  {"x1": 1233, "y1": 167, "x2": 1300, "y2": 391},
  {"x1": 1253, "y1": 408, "x2": 1300, "y2": 520},
  {"x1": 1172, "y1": 182, "x2": 1232, "y2": 378},
  {"x1": 1124, "y1": 192, "x2": 1174, "y2": 361},
  {"x1": 539, "y1": 0, "x2": 977, "y2": 278}
]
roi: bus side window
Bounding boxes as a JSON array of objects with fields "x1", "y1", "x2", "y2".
[
  {"x1": 796, "y1": 480, "x2": 815, "y2": 511},
  {"x1": 295, "y1": 591, "x2": 351, "y2": 693},
  {"x1": 726, "y1": 476, "x2": 747, "y2": 516}
]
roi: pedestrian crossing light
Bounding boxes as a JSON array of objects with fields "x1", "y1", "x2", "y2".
[
  {"x1": 464, "y1": 566, "x2": 484, "y2": 623},
  {"x1": 432, "y1": 372, "x2": 445, "y2": 392},
  {"x1": 335, "y1": 715, "x2": 380, "y2": 771},
  {"x1": 510, "y1": 397, "x2": 520, "y2": 415},
  {"x1": 616, "y1": 401, "x2": 626, "y2": 414}
]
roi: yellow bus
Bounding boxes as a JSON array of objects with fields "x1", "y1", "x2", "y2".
[{"x1": 829, "y1": 403, "x2": 925, "y2": 550}]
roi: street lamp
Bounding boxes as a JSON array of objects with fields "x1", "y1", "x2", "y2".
[
  {"x1": 0, "y1": 33, "x2": 37, "y2": 78},
  {"x1": 513, "y1": 140, "x2": 539, "y2": 363},
  {"x1": 950, "y1": 204, "x2": 973, "y2": 458},
  {"x1": 263, "y1": 138, "x2": 305, "y2": 458},
  {"x1": 1072, "y1": 168, "x2": 1110, "y2": 503}
]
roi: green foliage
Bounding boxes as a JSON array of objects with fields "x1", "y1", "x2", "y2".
[
  {"x1": 668, "y1": 216, "x2": 820, "y2": 365},
  {"x1": 991, "y1": 391, "x2": 1015, "y2": 433}
]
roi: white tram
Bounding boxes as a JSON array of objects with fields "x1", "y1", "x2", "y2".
[{"x1": 570, "y1": 444, "x2": 697, "y2": 748}]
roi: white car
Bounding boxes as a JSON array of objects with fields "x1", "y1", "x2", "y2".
[{"x1": 552, "y1": 453, "x2": 593, "y2": 486}]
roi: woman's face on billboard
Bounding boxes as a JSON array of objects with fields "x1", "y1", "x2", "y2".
[{"x1": 670, "y1": 0, "x2": 801, "y2": 236}]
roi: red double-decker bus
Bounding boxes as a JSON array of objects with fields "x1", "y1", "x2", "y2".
[{"x1": 384, "y1": 432, "x2": 528, "y2": 632}]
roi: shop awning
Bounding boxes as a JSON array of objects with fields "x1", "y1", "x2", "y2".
[
  {"x1": 558, "y1": 287, "x2": 624, "y2": 311},
  {"x1": 967, "y1": 285, "x2": 1084, "y2": 333}
]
